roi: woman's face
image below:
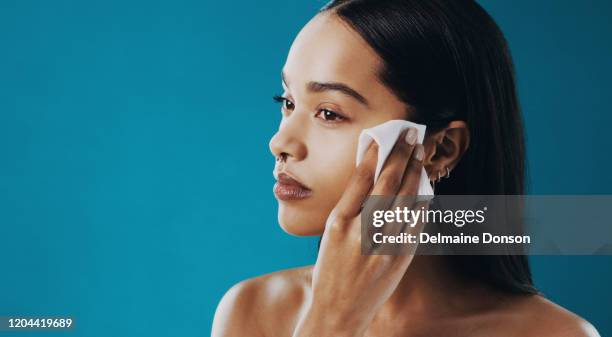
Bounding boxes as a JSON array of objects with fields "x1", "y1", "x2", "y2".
[{"x1": 269, "y1": 12, "x2": 414, "y2": 236}]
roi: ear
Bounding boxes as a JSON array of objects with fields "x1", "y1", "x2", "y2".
[{"x1": 422, "y1": 120, "x2": 470, "y2": 182}]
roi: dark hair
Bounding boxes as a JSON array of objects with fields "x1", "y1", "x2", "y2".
[{"x1": 318, "y1": 0, "x2": 538, "y2": 295}]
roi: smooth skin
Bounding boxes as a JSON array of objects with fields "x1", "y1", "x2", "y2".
[{"x1": 212, "y1": 11, "x2": 600, "y2": 337}]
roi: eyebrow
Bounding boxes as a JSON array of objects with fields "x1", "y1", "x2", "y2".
[{"x1": 281, "y1": 70, "x2": 370, "y2": 107}]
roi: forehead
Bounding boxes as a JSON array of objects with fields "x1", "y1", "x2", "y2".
[{"x1": 283, "y1": 12, "x2": 382, "y2": 90}]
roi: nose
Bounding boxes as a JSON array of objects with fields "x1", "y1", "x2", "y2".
[{"x1": 269, "y1": 115, "x2": 307, "y2": 162}]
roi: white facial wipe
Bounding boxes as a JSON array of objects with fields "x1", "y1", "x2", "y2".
[{"x1": 356, "y1": 119, "x2": 434, "y2": 196}]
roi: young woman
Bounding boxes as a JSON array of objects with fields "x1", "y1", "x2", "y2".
[{"x1": 212, "y1": 1, "x2": 600, "y2": 336}]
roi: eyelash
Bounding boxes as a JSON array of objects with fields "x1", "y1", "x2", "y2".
[{"x1": 272, "y1": 94, "x2": 347, "y2": 123}]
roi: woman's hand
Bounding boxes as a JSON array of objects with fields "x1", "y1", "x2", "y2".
[{"x1": 292, "y1": 127, "x2": 430, "y2": 337}]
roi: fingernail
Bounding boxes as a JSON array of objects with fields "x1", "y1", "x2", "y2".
[
  {"x1": 414, "y1": 145, "x2": 424, "y2": 161},
  {"x1": 405, "y1": 127, "x2": 417, "y2": 145}
]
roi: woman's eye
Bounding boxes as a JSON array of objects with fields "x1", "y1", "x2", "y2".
[
  {"x1": 272, "y1": 94, "x2": 346, "y2": 123},
  {"x1": 316, "y1": 109, "x2": 346, "y2": 123},
  {"x1": 272, "y1": 95, "x2": 294, "y2": 111},
  {"x1": 283, "y1": 99, "x2": 294, "y2": 110}
]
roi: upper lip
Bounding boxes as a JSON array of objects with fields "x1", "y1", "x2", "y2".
[{"x1": 274, "y1": 171, "x2": 311, "y2": 190}]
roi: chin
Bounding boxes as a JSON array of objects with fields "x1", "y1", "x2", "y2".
[{"x1": 277, "y1": 205, "x2": 326, "y2": 236}]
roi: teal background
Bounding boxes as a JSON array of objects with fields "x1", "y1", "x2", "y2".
[{"x1": 0, "y1": 0, "x2": 610, "y2": 336}]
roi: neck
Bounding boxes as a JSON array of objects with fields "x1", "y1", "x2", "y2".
[{"x1": 379, "y1": 255, "x2": 503, "y2": 319}]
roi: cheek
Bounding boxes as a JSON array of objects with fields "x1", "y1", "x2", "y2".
[
  {"x1": 309, "y1": 138, "x2": 358, "y2": 214},
  {"x1": 277, "y1": 135, "x2": 359, "y2": 236},
  {"x1": 316, "y1": 150, "x2": 356, "y2": 200},
  {"x1": 311, "y1": 129, "x2": 358, "y2": 184}
]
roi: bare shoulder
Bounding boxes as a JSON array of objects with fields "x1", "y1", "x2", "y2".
[
  {"x1": 211, "y1": 265, "x2": 313, "y2": 337},
  {"x1": 503, "y1": 294, "x2": 601, "y2": 337}
]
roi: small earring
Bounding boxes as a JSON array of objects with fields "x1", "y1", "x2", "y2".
[{"x1": 432, "y1": 167, "x2": 451, "y2": 194}]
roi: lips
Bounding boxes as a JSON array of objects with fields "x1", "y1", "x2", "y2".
[
  {"x1": 276, "y1": 172, "x2": 309, "y2": 189},
  {"x1": 273, "y1": 171, "x2": 312, "y2": 201}
]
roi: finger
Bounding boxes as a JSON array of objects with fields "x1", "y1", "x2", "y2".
[
  {"x1": 370, "y1": 199, "x2": 432, "y2": 256},
  {"x1": 370, "y1": 127, "x2": 418, "y2": 197},
  {"x1": 396, "y1": 199, "x2": 431, "y2": 238},
  {"x1": 365, "y1": 128, "x2": 419, "y2": 226},
  {"x1": 400, "y1": 199, "x2": 432, "y2": 255},
  {"x1": 383, "y1": 143, "x2": 424, "y2": 233},
  {"x1": 370, "y1": 199, "x2": 430, "y2": 256},
  {"x1": 366, "y1": 129, "x2": 418, "y2": 251},
  {"x1": 386, "y1": 143, "x2": 425, "y2": 238},
  {"x1": 331, "y1": 141, "x2": 378, "y2": 222},
  {"x1": 396, "y1": 143, "x2": 425, "y2": 197}
]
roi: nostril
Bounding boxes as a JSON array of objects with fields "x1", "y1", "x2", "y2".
[{"x1": 277, "y1": 153, "x2": 288, "y2": 162}]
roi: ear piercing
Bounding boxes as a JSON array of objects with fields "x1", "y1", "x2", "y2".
[
  {"x1": 438, "y1": 166, "x2": 450, "y2": 182},
  {"x1": 432, "y1": 166, "x2": 451, "y2": 194}
]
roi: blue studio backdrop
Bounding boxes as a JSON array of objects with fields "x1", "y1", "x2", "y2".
[{"x1": 1, "y1": 1, "x2": 610, "y2": 336}]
